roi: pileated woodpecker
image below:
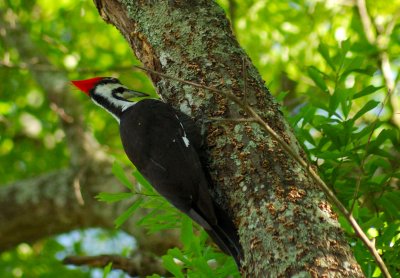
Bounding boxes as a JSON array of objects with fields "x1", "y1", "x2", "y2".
[{"x1": 71, "y1": 77, "x2": 243, "y2": 266}]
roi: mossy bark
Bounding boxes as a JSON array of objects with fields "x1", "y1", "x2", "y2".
[{"x1": 95, "y1": 0, "x2": 364, "y2": 276}]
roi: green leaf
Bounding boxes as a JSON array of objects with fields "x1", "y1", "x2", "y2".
[
  {"x1": 162, "y1": 254, "x2": 184, "y2": 278},
  {"x1": 112, "y1": 161, "x2": 133, "y2": 190},
  {"x1": 383, "y1": 192, "x2": 400, "y2": 211},
  {"x1": 353, "y1": 85, "x2": 384, "y2": 99},
  {"x1": 352, "y1": 200, "x2": 359, "y2": 219},
  {"x1": 180, "y1": 215, "x2": 193, "y2": 249},
  {"x1": 351, "y1": 66, "x2": 376, "y2": 76},
  {"x1": 381, "y1": 223, "x2": 400, "y2": 246},
  {"x1": 340, "y1": 56, "x2": 364, "y2": 79},
  {"x1": 379, "y1": 128, "x2": 399, "y2": 145},
  {"x1": 275, "y1": 90, "x2": 289, "y2": 102},
  {"x1": 192, "y1": 258, "x2": 215, "y2": 277},
  {"x1": 338, "y1": 214, "x2": 354, "y2": 235},
  {"x1": 341, "y1": 39, "x2": 351, "y2": 53},
  {"x1": 96, "y1": 192, "x2": 133, "y2": 203},
  {"x1": 136, "y1": 204, "x2": 165, "y2": 227},
  {"x1": 313, "y1": 150, "x2": 343, "y2": 160},
  {"x1": 102, "y1": 262, "x2": 112, "y2": 278},
  {"x1": 168, "y1": 248, "x2": 190, "y2": 265},
  {"x1": 330, "y1": 88, "x2": 349, "y2": 116},
  {"x1": 132, "y1": 168, "x2": 154, "y2": 193},
  {"x1": 352, "y1": 100, "x2": 380, "y2": 122},
  {"x1": 364, "y1": 157, "x2": 391, "y2": 173},
  {"x1": 114, "y1": 197, "x2": 144, "y2": 228},
  {"x1": 318, "y1": 43, "x2": 336, "y2": 70},
  {"x1": 367, "y1": 129, "x2": 398, "y2": 154},
  {"x1": 318, "y1": 123, "x2": 352, "y2": 148},
  {"x1": 188, "y1": 231, "x2": 204, "y2": 258},
  {"x1": 341, "y1": 98, "x2": 352, "y2": 119},
  {"x1": 297, "y1": 128, "x2": 316, "y2": 146},
  {"x1": 307, "y1": 66, "x2": 328, "y2": 93},
  {"x1": 377, "y1": 196, "x2": 400, "y2": 220},
  {"x1": 290, "y1": 105, "x2": 316, "y2": 127},
  {"x1": 352, "y1": 121, "x2": 382, "y2": 141}
]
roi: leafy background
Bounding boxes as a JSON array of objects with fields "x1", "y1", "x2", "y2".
[{"x1": 1, "y1": 0, "x2": 399, "y2": 277}]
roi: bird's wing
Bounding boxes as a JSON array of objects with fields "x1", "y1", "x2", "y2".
[
  {"x1": 120, "y1": 99, "x2": 242, "y2": 266},
  {"x1": 119, "y1": 100, "x2": 216, "y2": 223}
]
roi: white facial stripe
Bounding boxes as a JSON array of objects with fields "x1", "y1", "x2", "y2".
[
  {"x1": 95, "y1": 83, "x2": 135, "y2": 112},
  {"x1": 92, "y1": 98, "x2": 120, "y2": 123}
]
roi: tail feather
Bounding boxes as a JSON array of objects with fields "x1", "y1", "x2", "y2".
[{"x1": 205, "y1": 201, "x2": 243, "y2": 267}]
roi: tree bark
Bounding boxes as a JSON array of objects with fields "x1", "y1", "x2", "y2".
[{"x1": 94, "y1": 0, "x2": 364, "y2": 276}]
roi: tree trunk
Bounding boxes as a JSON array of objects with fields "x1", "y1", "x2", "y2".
[{"x1": 94, "y1": 0, "x2": 364, "y2": 276}]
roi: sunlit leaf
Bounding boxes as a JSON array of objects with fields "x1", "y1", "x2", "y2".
[
  {"x1": 307, "y1": 66, "x2": 328, "y2": 93},
  {"x1": 114, "y1": 197, "x2": 144, "y2": 228},
  {"x1": 353, "y1": 85, "x2": 384, "y2": 99},
  {"x1": 162, "y1": 254, "x2": 184, "y2": 278},
  {"x1": 96, "y1": 192, "x2": 133, "y2": 203},
  {"x1": 181, "y1": 215, "x2": 194, "y2": 249},
  {"x1": 102, "y1": 262, "x2": 112, "y2": 278},
  {"x1": 112, "y1": 161, "x2": 133, "y2": 190},
  {"x1": 352, "y1": 100, "x2": 380, "y2": 122},
  {"x1": 318, "y1": 43, "x2": 336, "y2": 70}
]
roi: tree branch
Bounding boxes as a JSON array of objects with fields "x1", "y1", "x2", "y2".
[
  {"x1": 356, "y1": 0, "x2": 400, "y2": 127},
  {"x1": 356, "y1": 0, "x2": 376, "y2": 44},
  {"x1": 63, "y1": 253, "x2": 167, "y2": 276},
  {"x1": 0, "y1": 165, "x2": 180, "y2": 255}
]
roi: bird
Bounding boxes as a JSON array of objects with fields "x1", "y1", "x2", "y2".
[{"x1": 71, "y1": 77, "x2": 243, "y2": 267}]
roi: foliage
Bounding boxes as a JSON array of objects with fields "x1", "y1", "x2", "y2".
[
  {"x1": 0, "y1": 240, "x2": 87, "y2": 278},
  {"x1": 289, "y1": 39, "x2": 400, "y2": 276},
  {"x1": 98, "y1": 162, "x2": 240, "y2": 277},
  {"x1": 1, "y1": 0, "x2": 399, "y2": 277}
]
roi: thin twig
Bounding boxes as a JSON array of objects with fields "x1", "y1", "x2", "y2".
[
  {"x1": 207, "y1": 117, "x2": 257, "y2": 123},
  {"x1": 356, "y1": 0, "x2": 376, "y2": 44},
  {"x1": 133, "y1": 64, "x2": 392, "y2": 278},
  {"x1": 133, "y1": 191, "x2": 159, "y2": 198}
]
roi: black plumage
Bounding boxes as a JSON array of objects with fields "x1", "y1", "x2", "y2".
[
  {"x1": 71, "y1": 77, "x2": 243, "y2": 266},
  {"x1": 120, "y1": 99, "x2": 242, "y2": 266}
]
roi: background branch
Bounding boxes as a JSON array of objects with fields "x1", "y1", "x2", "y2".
[
  {"x1": 356, "y1": 0, "x2": 400, "y2": 127},
  {"x1": 63, "y1": 253, "x2": 167, "y2": 276}
]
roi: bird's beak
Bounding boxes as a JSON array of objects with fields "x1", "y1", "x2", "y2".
[{"x1": 122, "y1": 89, "x2": 149, "y2": 99}]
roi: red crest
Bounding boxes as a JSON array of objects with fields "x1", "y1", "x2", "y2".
[{"x1": 71, "y1": 77, "x2": 104, "y2": 95}]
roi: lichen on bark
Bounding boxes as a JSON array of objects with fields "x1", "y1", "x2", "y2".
[{"x1": 95, "y1": 0, "x2": 364, "y2": 276}]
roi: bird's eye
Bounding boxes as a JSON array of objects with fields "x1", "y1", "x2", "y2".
[{"x1": 115, "y1": 87, "x2": 125, "y2": 94}]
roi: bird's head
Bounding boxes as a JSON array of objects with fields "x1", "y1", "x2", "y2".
[{"x1": 71, "y1": 77, "x2": 148, "y2": 122}]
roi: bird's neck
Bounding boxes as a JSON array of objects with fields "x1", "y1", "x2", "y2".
[{"x1": 91, "y1": 94, "x2": 136, "y2": 123}]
